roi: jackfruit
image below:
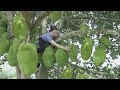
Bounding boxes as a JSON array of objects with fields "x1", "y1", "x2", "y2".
[
  {"x1": 55, "y1": 49, "x2": 69, "y2": 66},
  {"x1": 0, "y1": 27, "x2": 7, "y2": 36},
  {"x1": 7, "y1": 44, "x2": 18, "y2": 66},
  {"x1": 13, "y1": 15, "x2": 28, "y2": 38},
  {"x1": 49, "y1": 11, "x2": 61, "y2": 22},
  {"x1": 79, "y1": 23, "x2": 89, "y2": 30},
  {"x1": 99, "y1": 35, "x2": 110, "y2": 48},
  {"x1": 42, "y1": 46, "x2": 55, "y2": 69},
  {"x1": 0, "y1": 38, "x2": 11, "y2": 56},
  {"x1": 13, "y1": 36, "x2": 25, "y2": 52},
  {"x1": 62, "y1": 66, "x2": 73, "y2": 79},
  {"x1": 0, "y1": 19, "x2": 8, "y2": 29},
  {"x1": 81, "y1": 38, "x2": 93, "y2": 60},
  {"x1": 93, "y1": 45, "x2": 106, "y2": 67},
  {"x1": 1, "y1": 32, "x2": 9, "y2": 39},
  {"x1": 68, "y1": 44, "x2": 78, "y2": 62},
  {"x1": 17, "y1": 42, "x2": 38, "y2": 76}
]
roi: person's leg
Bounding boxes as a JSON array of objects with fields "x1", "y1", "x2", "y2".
[
  {"x1": 37, "y1": 37, "x2": 46, "y2": 53},
  {"x1": 37, "y1": 37, "x2": 46, "y2": 68}
]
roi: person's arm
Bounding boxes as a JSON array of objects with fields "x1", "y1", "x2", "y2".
[{"x1": 49, "y1": 40, "x2": 70, "y2": 51}]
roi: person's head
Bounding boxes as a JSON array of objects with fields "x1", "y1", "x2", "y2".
[
  {"x1": 49, "y1": 26, "x2": 58, "y2": 32},
  {"x1": 51, "y1": 30, "x2": 59, "y2": 38}
]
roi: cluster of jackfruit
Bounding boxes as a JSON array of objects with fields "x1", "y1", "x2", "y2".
[
  {"x1": 81, "y1": 38, "x2": 93, "y2": 61},
  {"x1": 0, "y1": 12, "x2": 8, "y2": 36},
  {"x1": 0, "y1": 12, "x2": 10, "y2": 56},
  {"x1": 41, "y1": 44, "x2": 78, "y2": 68},
  {"x1": 49, "y1": 11, "x2": 61, "y2": 22},
  {"x1": 7, "y1": 36, "x2": 25, "y2": 66},
  {"x1": 92, "y1": 34, "x2": 110, "y2": 67},
  {"x1": 12, "y1": 14, "x2": 28, "y2": 38}
]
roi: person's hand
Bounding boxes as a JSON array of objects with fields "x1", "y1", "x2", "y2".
[{"x1": 64, "y1": 46, "x2": 71, "y2": 52}]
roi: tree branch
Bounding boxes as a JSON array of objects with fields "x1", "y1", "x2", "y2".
[
  {"x1": 56, "y1": 29, "x2": 120, "y2": 42},
  {"x1": 71, "y1": 16, "x2": 120, "y2": 22},
  {"x1": 30, "y1": 11, "x2": 52, "y2": 30},
  {"x1": 6, "y1": 11, "x2": 13, "y2": 37}
]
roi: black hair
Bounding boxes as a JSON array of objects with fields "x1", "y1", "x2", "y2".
[{"x1": 49, "y1": 26, "x2": 58, "y2": 32}]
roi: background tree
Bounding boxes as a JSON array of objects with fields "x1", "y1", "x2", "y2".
[{"x1": 0, "y1": 11, "x2": 120, "y2": 79}]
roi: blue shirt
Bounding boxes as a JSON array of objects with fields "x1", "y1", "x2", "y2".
[{"x1": 41, "y1": 32, "x2": 54, "y2": 43}]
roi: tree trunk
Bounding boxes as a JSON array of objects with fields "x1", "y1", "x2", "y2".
[
  {"x1": 40, "y1": 63, "x2": 48, "y2": 79},
  {"x1": 15, "y1": 65, "x2": 21, "y2": 79},
  {"x1": 6, "y1": 11, "x2": 13, "y2": 36},
  {"x1": 35, "y1": 65, "x2": 41, "y2": 79}
]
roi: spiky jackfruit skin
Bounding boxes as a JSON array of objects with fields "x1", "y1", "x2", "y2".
[
  {"x1": 62, "y1": 66, "x2": 73, "y2": 79},
  {"x1": 13, "y1": 36, "x2": 25, "y2": 52},
  {"x1": 99, "y1": 35, "x2": 110, "y2": 48},
  {"x1": 12, "y1": 15, "x2": 28, "y2": 38},
  {"x1": 49, "y1": 11, "x2": 61, "y2": 22},
  {"x1": 1, "y1": 32, "x2": 9, "y2": 39},
  {"x1": 93, "y1": 45, "x2": 106, "y2": 67},
  {"x1": 7, "y1": 37, "x2": 25, "y2": 66},
  {"x1": 42, "y1": 46, "x2": 55, "y2": 69},
  {"x1": 79, "y1": 23, "x2": 89, "y2": 30},
  {"x1": 0, "y1": 27, "x2": 7, "y2": 36},
  {"x1": 0, "y1": 19, "x2": 8, "y2": 29},
  {"x1": 81, "y1": 38, "x2": 93, "y2": 61},
  {"x1": 68, "y1": 44, "x2": 78, "y2": 62},
  {"x1": 0, "y1": 38, "x2": 11, "y2": 56},
  {"x1": 17, "y1": 42, "x2": 38, "y2": 76},
  {"x1": 55, "y1": 49, "x2": 69, "y2": 67},
  {"x1": 7, "y1": 44, "x2": 18, "y2": 66}
]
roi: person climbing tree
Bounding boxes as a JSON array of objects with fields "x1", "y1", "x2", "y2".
[
  {"x1": 37, "y1": 26, "x2": 71, "y2": 53},
  {"x1": 36, "y1": 26, "x2": 71, "y2": 69}
]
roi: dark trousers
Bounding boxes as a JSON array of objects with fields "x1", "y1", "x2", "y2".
[
  {"x1": 37, "y1": 37, "x2": 50, "y2": 68},
  {"x1": 37, "y1": 37, "x2": 50, "y2": 53}
]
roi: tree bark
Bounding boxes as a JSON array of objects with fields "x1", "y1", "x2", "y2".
[
  {"x1": 56, "y1": 29, "x2": 120, "y2": 42},
  {"x1": 6, "y1": 11, "x2": 13, "y2": 37},
  {"x1": 15, "y1": 65, "x2": 21, "y2": 79}
]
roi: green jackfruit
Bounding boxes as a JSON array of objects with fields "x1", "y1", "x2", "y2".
[
  {"x1": 13, "y1": 36, "x2": 25, "y2": 52},
  {"x1": 0, "y1": 27, "x2": 7, "y2": 36},
  {"x1": 81, "y1": 38, "x2": 93, "y2": 60},
  {"x1": 49, "y1": 11, "x2": 61, "y2": 22},
  {"x1": 62, "y1": 66, "x2": 73, "y2": 79},
  {"x1": 93, "y1": 45, "x2": 106, "y2": 67},
  {"x1": 0, "y1": 19, "x2": 8, "y2": 29},
  {"x1": 42, "y1": 46, "x2": 55, "y2": 68},
  {"x1": 99, "y1": 35, "x2": 110, "y2": 48},
  {"x1": 13, "y1": 15, "x2": 28, "y2": 38},
  {"x1": 1, "y1": 32, "x2": 9, "y2": 39},
  {"x1": 7, "y1": 44, "x2": 18, "y2": 66},
  {"x1": 79, "y1": 23, "x2": 89, "y2": 30},
  {"x1": 1, "y1": 13, "x2": 8, "y2": 25},
  {"x1": 68, "y1": 44, "x2": 78, "y2": 62},
  {"x1": 55, "y1": 49, "x2": 69, "y2": 66},
  {"x1": 0, "y1": 38, "x2": 11, "y2": 56},
  {"x1": 17, "y1": 42, "x2": 38, "y2": 76}
]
